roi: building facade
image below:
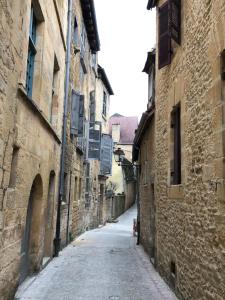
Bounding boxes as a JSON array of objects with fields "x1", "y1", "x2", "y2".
[
  {"x1": 0, "y1": 0, "x2": 114, "y2": 298},
  {"x1": 57, "y1": 0, "x2": 114, "y2": 250},
  {"x1": 110, "y1": 114, "x2": 138, "y2": 211},
  {"x1": 0, "y1": 0, "x2": 67, "y2": 298},
  {"x1": 141, "y1": 0, "x2": 225, "y2": 299},
  {"x1": 133, "y1": 50, "x2": 156, "y2": 261}
]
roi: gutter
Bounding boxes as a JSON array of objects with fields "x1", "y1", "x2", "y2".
[{"x1": 54, "y1": 0, "x2": 72, "y2": 257}]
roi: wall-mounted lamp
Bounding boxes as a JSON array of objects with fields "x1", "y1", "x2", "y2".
[{"x1": 113, "y1": 148, "x2": 125, "y2": 165}]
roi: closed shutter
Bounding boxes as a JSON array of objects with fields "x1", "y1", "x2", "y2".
[
  {"x1": 100, "y1": 134, "x2": 113, "y2": 175},
  {"x1": 88, "y1": 122, "x2": 101, "y2": 160},
  {"x1": 78, "y1": 95, "x2": 84, "y2": 136},
  {"x1": 71, "y1": 90, "x2": 80, "y2": 135},
  {"x1": 158, "y1": 1, "x2": 171, "y2": 69},
  {"x1": 170, "y1": 0, "x2": 181, "y2": 45},
  {"x1": 89, "y1": 91, "x2": 95, "y2": 123}
]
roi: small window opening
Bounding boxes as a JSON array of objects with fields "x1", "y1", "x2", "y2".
[
  {"x1": 170, "y1": 104, "x2": 181, "y2": 185},
  {"x1": 51, "y1": 55, "x2": 60, "y2": 123},
  {"x1": 74, "y1": 17, "x2": 79, "y2": 46},
  {"x1": 102, "y1": 91, "x2": 107, "y2": 116},
  {"x1": 171, "y1": 261, "x2": 176, "y2": 277},
  {"x1": 9, "y1": 146, "x2": 19, "y2": 188}
]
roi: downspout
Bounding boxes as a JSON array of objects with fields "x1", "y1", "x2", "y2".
[{"x1": 54, "y1": 0, "x2": 72, "y2": 257}]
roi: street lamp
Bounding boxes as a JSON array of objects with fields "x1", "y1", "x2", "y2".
[{"x1": 113, "y1": 148, "x2": 125, "y2": 165}]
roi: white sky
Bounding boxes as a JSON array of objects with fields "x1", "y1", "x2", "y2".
[{"x1": 95, "y1": 1, "x2": 156, "y2": 119}]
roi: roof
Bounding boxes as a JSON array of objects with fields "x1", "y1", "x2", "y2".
[
  {"x1": 147, "y1": 0, "x2": 158, "y2": 9},
  {"x1": 142, "y1": 49, "x2": 156, "y2": 74},
  {"x1": 133, "y1": 107, "x2": 155, "y2": 161},
  {"x1": 81, "y1": 0, "x2": 100, "y2": 52},
  {"x1": 98, "y1": 65, "x2": 114, "y2": 95},
  {"x1": 109, "y1": 115, "x2": 138, "y2": 145}
]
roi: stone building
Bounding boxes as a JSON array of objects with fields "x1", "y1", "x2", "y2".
[
  {"x1": 0, "y1": 0, "x2": 67, "y2": 298},
  {"x1": 133, "y1": 50, "x2": 156, "y2": 261},
  {"x1": 109, "y1": 114, "x2": 138, "y2": 211},
  {"x1": 142, "y1": 0, "x2": 225, "y2": 299},
  {"x1": 57, "y1": 0, "x2": 114, "y2": 251}
]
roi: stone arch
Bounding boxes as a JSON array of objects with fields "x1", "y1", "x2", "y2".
[
  {"x1": 20, "y1": 174, "x2": 43, "y2": 283},
  {"x1": 43, "y1": 170, "x2": 56, "y2": 260}
]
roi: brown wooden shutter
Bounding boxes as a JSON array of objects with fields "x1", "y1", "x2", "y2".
[
  {"x1": 158, "y1": 1, "x2": 171, "y2": 69},
  {"x1": 170, "y1": 0, "x2": 181, "y2": 45}
]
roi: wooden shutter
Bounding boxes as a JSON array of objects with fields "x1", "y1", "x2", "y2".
[
  {"x1": 170, "y1": 0, "x2": 181, "y2": 45},
  {"x1": 88, "y1": 122, "x2": 101, "y2": 160},
  {"x1": 89, "y1": 91, "x2": 95, "y2": 123},
  {"x1": 100, "y1": 134, "x2": 113, "y2": 175},
  {"x1": 78, "y1": 95, "x2": 84, "y2": 136},
  {"x1": 71, "y1": 90, "x2": 80, "y2": 135},
  {"x1": 158, "y1": 1, "x2": 171, "y2": 69}
]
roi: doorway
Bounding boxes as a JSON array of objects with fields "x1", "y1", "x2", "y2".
[{"x1": 20, "y1": 174, "x2": 43, "y2": 283}]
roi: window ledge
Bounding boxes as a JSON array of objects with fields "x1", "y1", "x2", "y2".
[
  {"x1": 18, "y1": 84, "x2": 61, "y2": 145},
  {"x1": 167, "y1": 184, "x2": 183, "y2": 199}
]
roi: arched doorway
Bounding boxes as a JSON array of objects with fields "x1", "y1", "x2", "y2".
[
  {"x1": 43, "y1": 171, "x2": 56, "y2": 262},
  {"x1": 20, "y1": 174, "x2": 43, "y2": 283}
]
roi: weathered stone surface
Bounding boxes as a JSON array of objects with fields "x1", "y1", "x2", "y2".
[
  {"x1": 0, "y1": 0, "x2": 67, "y2": 298},
  {"x1": 149, "y1": 1, "x2": 225, "y2": 299}
]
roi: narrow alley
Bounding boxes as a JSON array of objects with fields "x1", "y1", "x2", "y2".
[{"x1": 16, "y1": 206, "x2": 176, "y2": 300}]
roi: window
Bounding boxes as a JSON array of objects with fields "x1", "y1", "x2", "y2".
[
  {"x1": 51, "y1": 55, "x2": 60, "y2": 123},
  {"x1": 26, "y1": 6, "x2": 37, "y2": 97},
  {"x1": 148, "y1": 62, "x2": 155, "y2": 109},
  {"x1": 221, "y1": 50, "x2": 225, "y2": 101},
  {"x1": 79, "y1": 178, "x2": 82, "y2": 200},
  {"x1": 171, "y1": 105, "x2": 181, "y2": 185},
  {"x1": 80, "y1": 22, "x2": 86, "y2": 59},
  {"x1": 9, "y1": 146, "x2": 19, "y2": 188},
  {"x1": 90, "y1": 54, "x2": 97, "y2": 70},
  {"x1": 73, "y1": 17, "x2": 79, "y2": 47},
  {"x1": 89, "y1": 91, "x2": 95, "y2": 123},
  {"x1": 71, "y1": 90, "x2": 80, "y2": 135},
  {"x1": 102, "y1": 92, "x2": 107, "y2": 116},
  {"x1": 158, "y1": 0, "x2": 181, "y2": 69},
  {"x1": 85, "y1": 163, "x2": 90, "y2": 208}
]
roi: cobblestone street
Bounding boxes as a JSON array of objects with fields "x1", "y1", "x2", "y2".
[{"x1": 15, "y1": 206, "x2": 176, "y2": 300}]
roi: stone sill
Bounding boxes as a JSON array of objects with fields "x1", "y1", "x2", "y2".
[
  {"x1": 18, "y1": 84, "x2": 61, "y2": 145},
  {"x1": 167, "y1": 185, "x2": 183, "y2": 199}
]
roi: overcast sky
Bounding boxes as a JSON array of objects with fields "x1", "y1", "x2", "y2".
[{"x1": 95, "y1": 1, "x2": 156, "y2": 119}]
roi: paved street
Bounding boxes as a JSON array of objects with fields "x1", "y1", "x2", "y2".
[{"x1": 16, "y1": 206, "x2": 177, "y2": 300}]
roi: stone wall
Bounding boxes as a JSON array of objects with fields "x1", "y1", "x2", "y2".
[
  {"x1": 0, "y1": 0, "x2": 66, "y2": 298},
  {"x1": 153, "y1": 1, "x2": 225, "y2": 299},
  {"x1": 138, "y1": 116, "x2": 155, "y2": 261}
]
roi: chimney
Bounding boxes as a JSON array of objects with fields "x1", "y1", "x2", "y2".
[{"x1": 112, "y1": 124, "x2": 120, "y2": 143}]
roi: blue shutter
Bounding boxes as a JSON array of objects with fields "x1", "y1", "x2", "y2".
[
  {"x1": 88, "y1": 122, "x2": 101, "y2": 160},
  {"x1": 100, "y1": 134, "x2": 113, "y2": 175},
  {"x1": 71, "y1": 90, "x2": 80, "y2": 135}
]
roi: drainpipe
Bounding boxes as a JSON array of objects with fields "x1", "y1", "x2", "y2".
[{"x1": 54, "y1": 0, "x2": 72, "y2": 257}]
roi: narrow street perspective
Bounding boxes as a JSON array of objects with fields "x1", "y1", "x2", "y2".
[
  {"x1": 16, "y1": 206, "x2": 176, "y2": 300},
  {"x1": 1, "y1": 0, "x2": 225, "y2": 299}
]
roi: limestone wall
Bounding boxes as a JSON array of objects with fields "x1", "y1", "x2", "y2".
[
  {"x1": 0, "y1": 0, "x2": 66, "y2": 298},
  {"x1": 154, "y1": 1, "x2": 225, "y2": 299}
]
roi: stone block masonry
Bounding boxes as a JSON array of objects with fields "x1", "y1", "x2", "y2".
[{"x1": 153, "y1": 1, "x2": 225, "y2": 299}]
